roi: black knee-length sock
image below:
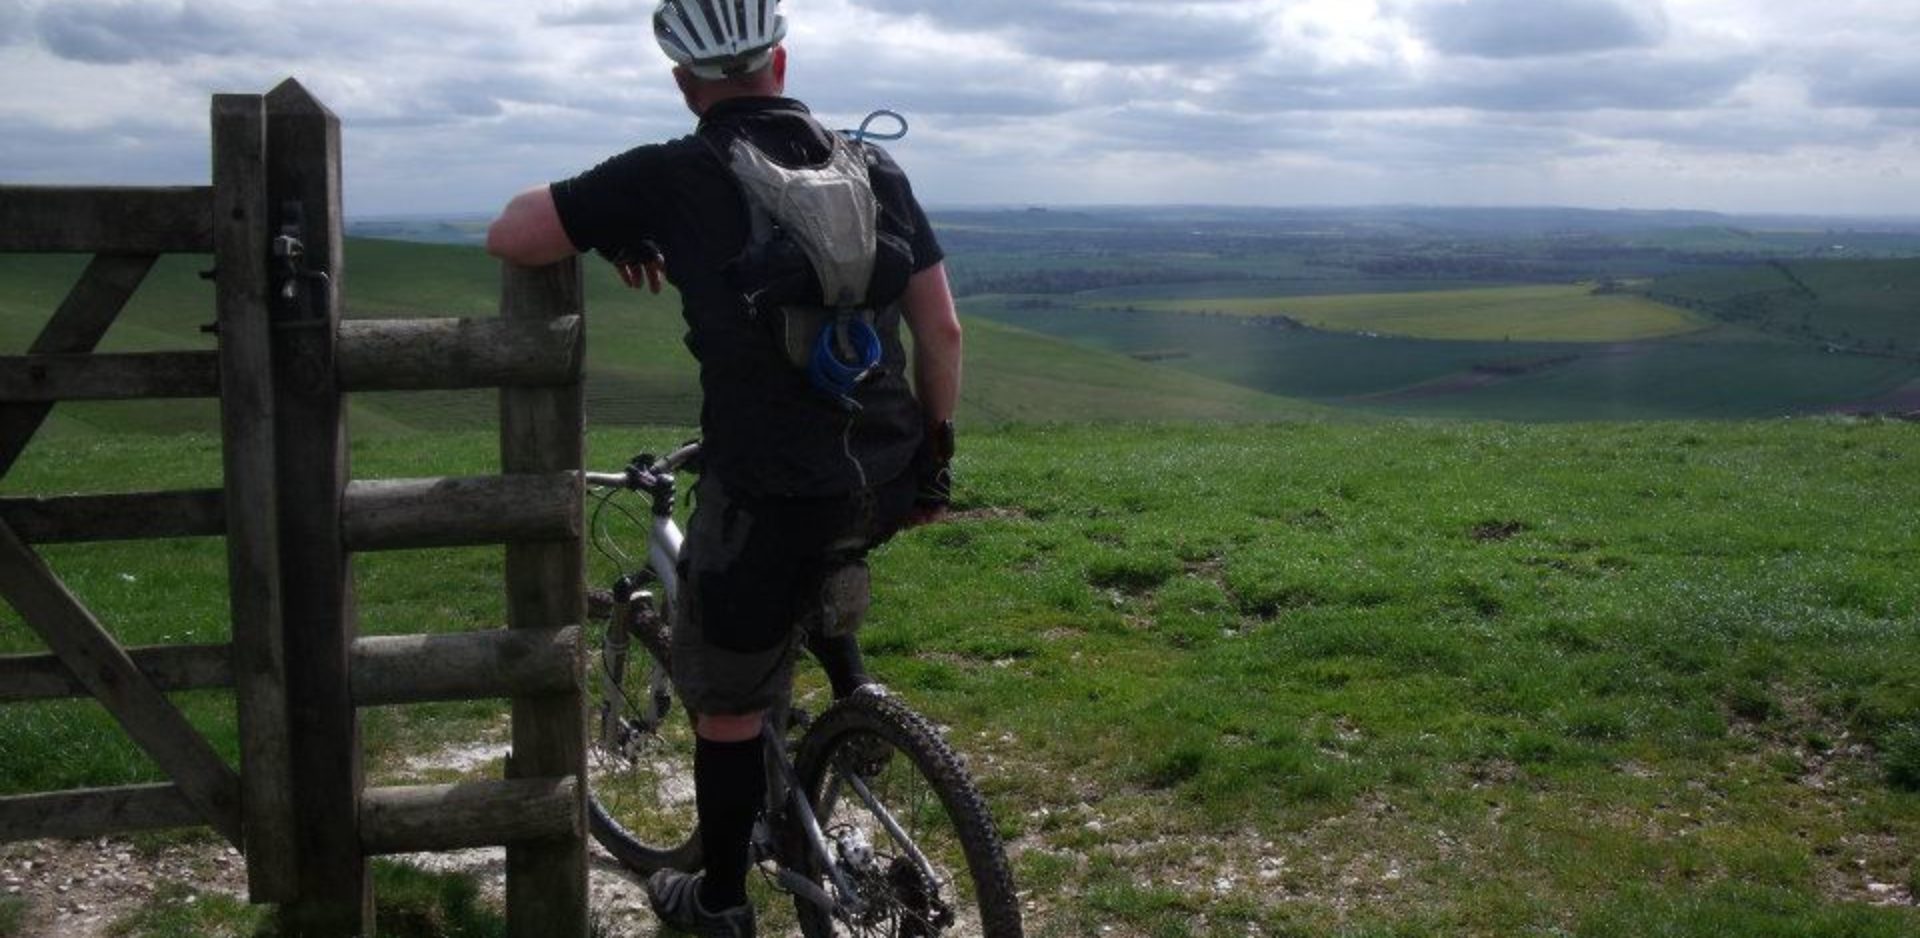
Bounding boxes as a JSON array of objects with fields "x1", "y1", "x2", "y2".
[{"x1": 695, "y1": 734, "x2": 766, "y2": 910}]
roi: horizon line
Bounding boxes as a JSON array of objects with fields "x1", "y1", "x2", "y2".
[{"x1": 346, "y1": 202, "x2": 1920, "y2": 226}]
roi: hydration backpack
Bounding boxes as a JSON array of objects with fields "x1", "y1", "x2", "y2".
[{"x1": 703, "y1": 116, "x2": 915, "y2": 409}]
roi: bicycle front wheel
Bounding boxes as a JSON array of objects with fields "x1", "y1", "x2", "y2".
[
  {"x1": 790, "y1": 686, "x2": 1024, "y2": 938},
  {"x1": 586, "y1": 591, "x2": 703, "y2": 874}
]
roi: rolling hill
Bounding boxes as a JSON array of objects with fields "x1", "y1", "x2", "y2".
[{"x1": 0, "y1": 239, "x2": 1320, "y2": 441}]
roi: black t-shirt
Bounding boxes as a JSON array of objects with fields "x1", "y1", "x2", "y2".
[{"x1": 551, "y1": 97, "x2": 945, "y2": 498}]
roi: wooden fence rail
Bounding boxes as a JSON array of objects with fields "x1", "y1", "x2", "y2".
[
  {"x1": 337, "y1": 316, "x2": 583, "y2": 391},
  {"x1": 350, "y1": 627, "x2": 581, "y2": 708},
  {"x1": 341, "y1": 473, "x2": 580, "y2": 551},
  {"x1": 0, "y1": 643, "x2": 234, "y2": 702},
  {"x1": 360, "y1": 777, "x2": 579, "y2": 856},
  {"x1": 0, "y1": 490, "x2": 227, "y2": 543},
  {"x1": 0, "y1": 351, "x2": 223, "y2": 401},
  {"x1": 0, "y1": 784, "x2": 205, "y2": 843},
  {"x1": 0, "y1": 186, "x2": 214, "y2": 254}
]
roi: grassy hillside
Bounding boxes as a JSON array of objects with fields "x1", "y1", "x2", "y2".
[
  {"x1": 0, "y1": 239, "x2": 1313, "y2": 438},
  {"x1": 3, "y1": 421, "x2": 1917, "y2": 936}
]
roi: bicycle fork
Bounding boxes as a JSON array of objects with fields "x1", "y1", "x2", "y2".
[
  {"x1": 598, "y1": 587, "x2": 673, "y2": 750},
  {"x1": 763, "y1": 723, "x2": 864, "y2": 916},
  {"x1": 760, "y1": 711, "x2": 953, "y2": 930}
]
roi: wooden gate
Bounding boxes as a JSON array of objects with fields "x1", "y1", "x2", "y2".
[{"x1": 0, "y1": 80, "x2": 589, "y2": 937}]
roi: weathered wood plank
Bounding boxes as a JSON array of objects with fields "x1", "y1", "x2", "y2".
[
  {"x1": 266, "y1": 77, "x2": 370, "y2": 937},
  {"x1": 0, "y1": 784, "x2": 203, "y2": 843},
  {"x1": 0, "y1": 352, "x2": 221, "y2": 401},
  {"x1": 213, "y1": 90, "x2": 299, "y2": 903},
  {"x1": 0, "y1": 643, "x2": 233, "y2": 702},
  {"x1": 0, "y1": 186, "x2": 214, "y2": 254},
  {"x1": 0, "y1": 490, "x2": 225, "y2": 544},
  {"x1": 350, "y1": 627, "x2": 580, "y2": 707},
  {"x1": 499, "y1": 259, "x2": 589, "y2": 938},
  {"x1": 341, "y1": 473, "x2": 579, "y2": 552},
  {"x1": 0, "y1": 254, "x2": 158, "y2": 477},
  {"x1": 0, "y1": 521, "x2": 243, "y2": 845},
  {"x1": 337, "y1": 316, "x2": 583, "y2": 392},
  {"x1": 360, "y1": 777, "x2": 578, "y2": 856}
]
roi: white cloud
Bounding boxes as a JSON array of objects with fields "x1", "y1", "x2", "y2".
[
  {"x1": 0, "y1": 0, "x2": 1916, "y2": 214},
  {"x1": 1404, "y1": 0, "x2": 1669, "y2": 59}
]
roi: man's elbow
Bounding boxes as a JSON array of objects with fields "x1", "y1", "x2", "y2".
[
  {"x1": 929, "y1": 314, "x2": 964, "y2": 349},
  {"x1": 484, "y1": 213, "x2": 531, "y2": 264},
  {"x1": 486, "y1": 187, "x2": 573, "y2": 267},
  {"x1": 483, "y1": 220, "x2": 514, "y2": 261},
  {"x1": 485, "y1": 215, "x2": 543, "y2": 265}
]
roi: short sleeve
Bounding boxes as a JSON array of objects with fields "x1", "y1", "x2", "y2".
[
  {"x1": 549, "y1": 143, "x2": 675, "y2": 256},
  {"x1": 863, "y1": 145, "x2": 945, "y2": 273}
]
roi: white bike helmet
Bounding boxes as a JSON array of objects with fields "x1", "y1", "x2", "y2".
[{"x1": 653, "y1": 0, "x2": 788, "y2": 80}]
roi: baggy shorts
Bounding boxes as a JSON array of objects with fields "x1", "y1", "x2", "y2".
[{"x1": 670, "y1": 471, "x2": 916, "y2": 716}]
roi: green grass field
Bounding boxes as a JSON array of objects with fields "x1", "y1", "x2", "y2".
[
  {"x1": 1128, "y1": 283, "x2": 1711, "y2": 343},
  {"x1": 3, "y1": 421, "x2": 1917, "y2": 937}
]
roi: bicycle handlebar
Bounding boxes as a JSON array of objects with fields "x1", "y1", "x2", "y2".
[{"x1": 582, "y1": 440, "x2": 702, "y2": 492}]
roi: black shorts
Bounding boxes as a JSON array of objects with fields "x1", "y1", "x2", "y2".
[{"x1": 670, "y1": 472, "x2": 915, "y2": 715}]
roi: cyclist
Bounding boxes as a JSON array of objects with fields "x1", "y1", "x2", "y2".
[{"x1": 485, "y1": 1, "x2": 961, "y2": 934}]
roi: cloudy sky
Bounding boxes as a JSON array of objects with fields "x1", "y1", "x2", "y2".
[{"x1": 3, "y1": 0, "x2": 1917, "y2": 217}]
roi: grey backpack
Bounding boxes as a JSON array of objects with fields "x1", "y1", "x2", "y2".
[{"x1": 706, "y1": 118, "x2": 915, "y2": 405}]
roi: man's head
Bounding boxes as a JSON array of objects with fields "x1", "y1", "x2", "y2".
[
  {"x1": 672, "y1": 44, "x2": 786, "y2": 115},
  {"x1": 655, "y1": 0, "x2": 788, "y2": 112}
]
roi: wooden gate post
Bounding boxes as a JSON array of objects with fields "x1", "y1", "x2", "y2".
[
  {"x1": 500, "y1": 260, "x2": 589, "y2": 938},
  {"x1": 211, "y1": 90, "x2": 301, "y2": 904},
  {"x1": 263, "y1": 79, "x2": 370, "y2": 937}
]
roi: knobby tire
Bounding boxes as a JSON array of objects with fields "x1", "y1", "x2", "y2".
[{"x1": 790, "y1": 687, "x2": 1024, "y2": 938}]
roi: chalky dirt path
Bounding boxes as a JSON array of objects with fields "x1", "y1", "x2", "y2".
[{"x1": 3, "y1": 736, "x2": 997, "y2": 936}]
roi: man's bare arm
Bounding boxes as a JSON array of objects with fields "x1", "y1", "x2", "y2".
[
  {"x1": 901, "y1": 261, "x2": 962, "y2": 424},
  {"x1": 900, "y1": 261, "x2": 961, "y2": 525},
  {"x1": 486, "y1": 185, "x2": 577, "y2": 267}
]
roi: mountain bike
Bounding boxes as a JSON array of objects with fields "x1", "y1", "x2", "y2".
[{"x1": 582, "y1": 442, "x2": 1023, "y2": 937}]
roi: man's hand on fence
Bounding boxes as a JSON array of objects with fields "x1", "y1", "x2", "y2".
[
  {"x1": 616, "y1": 257, "x2": 665, "y2": 294},
  {"x1": 603, "y1": 242, "x2": 665, "y2": 294}
]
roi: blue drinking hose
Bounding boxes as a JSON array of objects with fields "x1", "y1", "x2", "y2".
[
  {"x1": 809, "y1": 317, "x2": 883, "y2": 408},
  {"x1": 841, "y1": 109, "x2": 908, "y2": 143}
]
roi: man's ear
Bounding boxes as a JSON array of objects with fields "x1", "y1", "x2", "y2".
[
  {"x1": 771, "y1": 45, "x2": 788, "y2": 89},
  {"x1": 673, "y1": 65, "x2": 702, "y2": 114}
]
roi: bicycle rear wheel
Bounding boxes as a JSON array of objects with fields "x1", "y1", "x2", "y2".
[
  {"x1": 586, "y1": 589, "x2": 703, "y2": 874},
  {"x1": 789, "y1": 686, "x2": 1024, "y2": 938}
]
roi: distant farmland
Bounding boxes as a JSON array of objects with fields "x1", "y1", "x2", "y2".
[
  {"x1": 1125, "y1": 283, "x2": 1712, "y2": 344},
  {"x1": 967, "y1": 258, "x2": 1920, "y2": 421}
]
